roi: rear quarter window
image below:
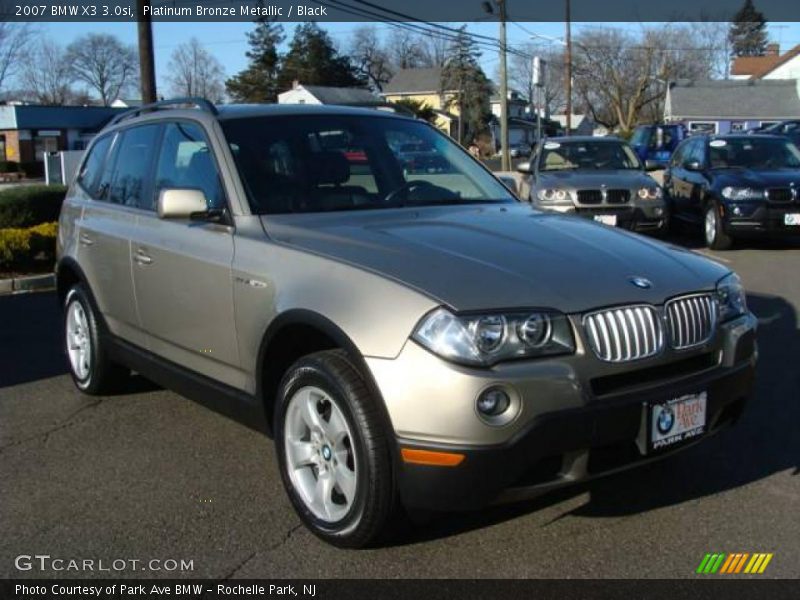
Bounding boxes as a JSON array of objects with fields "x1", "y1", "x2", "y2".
[{"x1": 76, "y1": 134, "x2": 112, "y2": 197}]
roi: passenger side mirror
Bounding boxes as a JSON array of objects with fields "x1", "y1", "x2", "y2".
[
  {"x1": 516, "y1": 161, "x2": 532, "y2": 174},
  {"x1": 683, "y1": 160, "x2": 703, "y2": 172},
  {"x1": 644, "y1": 160, "x2": 662, "y2": 172},
  {"x1": 157, "y1": 188, "x2": 209, "y2": 219}
]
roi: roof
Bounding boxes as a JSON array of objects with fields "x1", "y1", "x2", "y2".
[
  {"x1": 0, "y1": 105, "x2": 128, "y2": 130},
  {"x1": 383, "y1": 68, "x2": 454, "y2": 95},
  {"x1": 666, "y1": 79, "x2": 800, "y2": 120},
  {"x1": 215, "y1": 103, "x2": 413, "y2": 122},
  {"x1": 298, "y1": 85, "x2": 382, "y2": 106},
  {"x1": 545, "y1": 135, "x2": 621, "y2": 143},
  {"x1": 731, "y1": 44, "x2": 800, "y2": 79},
  {"x1": 552, "y1": 114, "x2": 592, "y2": 129}
]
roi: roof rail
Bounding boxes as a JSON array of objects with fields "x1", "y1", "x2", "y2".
[{"x1": 108, "y1": 97, "x2": 218, "y2": 126}]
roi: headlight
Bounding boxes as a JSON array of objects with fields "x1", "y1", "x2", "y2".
[
  {"x1": 716, "y1": 272, "x2": 748, "y2": 322},
  {"x1": 637, "y1": 187, "x2": 662, "y2": 200},
  {"x1": 537, "y1": 188, "x2": 570, "y2": 202},
  {"x1": 721, "y1": 187, "x2": 764, "y2": 200},
  {"x1": 412, "y1": 307, "x2": 575, "y2": 366}
]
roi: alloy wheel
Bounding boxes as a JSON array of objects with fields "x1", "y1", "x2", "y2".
[{"x1": 66, "y1": 300, "x2": 91, "y2": 381}]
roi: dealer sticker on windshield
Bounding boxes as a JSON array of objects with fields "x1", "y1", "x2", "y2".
[{"x1": 650, "y1": 392, "x2": 707, "y2": 451}]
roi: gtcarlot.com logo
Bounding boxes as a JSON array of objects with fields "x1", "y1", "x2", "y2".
[{"x1": 696, "y1": 552, "x2": 774, "y2": 574}]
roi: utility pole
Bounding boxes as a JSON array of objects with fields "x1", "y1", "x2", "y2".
[
  {"x1": 498, "y1": 0, "x2": 510, "y2": 170},
  {"x1": 137, "y1": 0, "x2": 157, "y2": 104},
  {"x1": 564, "y1": 0, "x2": 572, "y2": 136}
]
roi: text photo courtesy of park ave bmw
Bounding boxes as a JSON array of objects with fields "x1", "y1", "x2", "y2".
[{"x1": 0, "y1": 0, "x2": 799, "y2": 596}]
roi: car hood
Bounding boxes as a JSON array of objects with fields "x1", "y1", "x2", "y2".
[
  {"x1": 710, "y1": 169, "x2": 800, "y2": 190},
  {"x1": 536, "y1": 170, "x2": 657, "y2": 190},
  {"x1": 261, "y1": 204, "x2": 728, "y2": 313}
]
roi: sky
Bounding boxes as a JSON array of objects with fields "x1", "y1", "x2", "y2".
[{"x1": 42, "y1": 20, "x2": 800, "y2": 97}]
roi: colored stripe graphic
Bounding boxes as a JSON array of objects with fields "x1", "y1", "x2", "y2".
[{"x1": 699, "y1": 553, "x2": 774, "y2": 574}]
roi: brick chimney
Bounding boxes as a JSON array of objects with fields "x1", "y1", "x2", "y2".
[{"x1": 766, "y1": 43, "x2": 780, "y2": 56}]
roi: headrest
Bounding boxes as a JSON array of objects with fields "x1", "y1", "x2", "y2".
[{"x1": 312, "y1": 151, "x2": 350, "y2": 186}]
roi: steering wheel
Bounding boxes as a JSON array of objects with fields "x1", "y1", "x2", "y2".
[{"x1": 384, "y1": 180, "x2": 439, "y2": 205}]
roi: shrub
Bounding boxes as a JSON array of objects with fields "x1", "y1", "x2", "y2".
[
  {"x1": 0, "y1": 184, "x2": 67, "y2": 228},
  {"x1": 19, "y1": 161, "x2": 44, "y2": 178},
  {"x1": 0, "y1": 161, "x2": 19, "y2": 173},
  {"x1": 0, "y1": 221, "x2": 58, "y2": 269}
]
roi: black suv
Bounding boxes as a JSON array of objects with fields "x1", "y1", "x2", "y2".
[{"x1": 664, "y1": 134, "x2": 800, "y2": 249}]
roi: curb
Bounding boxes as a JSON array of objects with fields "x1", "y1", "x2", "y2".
[{"x1": 0, "y1": 273, "x2": 55, "y2": 295}]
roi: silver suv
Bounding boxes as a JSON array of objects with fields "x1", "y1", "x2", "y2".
[{"x1": 57, "y1": 99, "x2": 757, "y2": 547}]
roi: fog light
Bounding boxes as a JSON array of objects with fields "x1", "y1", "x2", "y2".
[
  {"x1": 477, "y1": 387, "x2": 510, "y2": 417},
  {"x1": 654, "y1": 207, "x2": 664, "y2": 217},
  {"x1": 732, "y1": 205, "x2": 743, "y2": 217}
]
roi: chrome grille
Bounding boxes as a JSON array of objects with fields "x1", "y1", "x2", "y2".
[
  {"x1": 605, "y1": 189, "x2": 630, "y2": 204},
  {"x1": 583, "y1": 305, "x2": 663, "y2": 362},
  {"x1": 665, "y1": 294, "x2": 717, "y2": 349},
  {"x1": 577, "y1": 190, "x2": 603, "y2": 204}
]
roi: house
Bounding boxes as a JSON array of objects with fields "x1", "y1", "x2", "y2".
[
  {"x1": 278, "y1": 82, "x2": 383, "y2": 107},
  {"x1": 381, "y1": 68, "x2": 460, "y2": 137},
  {"x1": 111, "y1": 98, "x2": 143, "y2": 108},
  {"x1": 0, "y1": 104, "x2": 127, "y2": 172},
  {"x1": 731, "y1": 43, "x2": 800, "y2": 80},
  {"x1": 488, "y1": 90, "x2": 539, "y2": 147},
  {"x1": 552, "y1": 113, "x2": 599, "y2": 136},
  {"x1": 664, "y1": 79, "x2": 800, "y2": 134}
]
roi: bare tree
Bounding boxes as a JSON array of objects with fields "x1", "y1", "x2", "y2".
[
  {"x1": 166, "y1": 38, "x2": 226, "y2": 102},
  {"x1": 66, "y1": 34, "x2": 138, "y2": 106},
  {"x1": 418, "y1": 31, "x2": 450, "y2": 68},
  {"x1": 19, "y1": 39, "x2": 74, "y2": 105},
  {"x1": 508, "y1": 44, "x2": 566, "y2": 117},
  {"x1": 0, "y1": 23, "x2": 33, "y2": 95},
  {"x1": 349, "y1": 26, "x2": 393, "y2": 91},
  {"x1": 386, "y1": 29, "x2": 425, "y2": 69}
]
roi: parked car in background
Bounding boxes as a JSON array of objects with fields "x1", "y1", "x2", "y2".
[
  {"x1": 57, "y1": 100, "x2": 757, "y2": 548},
  {"x1": 509, "y1": 142, "x2": 532, "y2": 158},
  {"x1": 663, "y1": 134, "x2": 800, "y2": 249},
  {"x1": 630, "y1": 123, "x2": 688, "y2": 170},
  {"x1": 518, "y1": 136, "x2": 668, "y2": 235},
  {"x1": 750, "y1": 120, "x2": 800, "y2": 147}
]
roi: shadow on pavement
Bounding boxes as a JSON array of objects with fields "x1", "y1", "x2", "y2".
[{"x1": 390, "y1": 291, "x2": 799, "y2": 545}]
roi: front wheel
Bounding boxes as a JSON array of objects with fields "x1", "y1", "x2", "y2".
[
  {"x1": 274, "y1": 350, "x2": 395, "y2": 548},
  {"x1": 704, "y1": 202, "x2": 734, "y2": 250}
]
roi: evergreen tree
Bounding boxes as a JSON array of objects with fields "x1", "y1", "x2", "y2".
[
  {"x1": 728, "y1": 0, "x2": 769, "y2": 57},
  {"x1": 277, "y1": 23, "x2": 366, "y2": 90},
  {"x1": 225, "y1": 16, "x2": 284, "y2": 103},
  {"x1": 440, "y1": 27, "x2": 492, "y2": 145}
]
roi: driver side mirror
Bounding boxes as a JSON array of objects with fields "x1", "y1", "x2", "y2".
[
  {"x1": 516, "y1": 161, "x2": 532, "y2": 174},
  {"x1": 683, "y1": 160, "x2": 703, "y2": 172},
  {"x1": 157, "y1": 188, "x2": 209, "y2": 219}
]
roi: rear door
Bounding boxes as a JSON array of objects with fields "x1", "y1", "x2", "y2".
[
  {"x1": 683, "y1": 138, "x2": 710, "y2": 223},
  {"x1": 130, "y1": 120, "x2": 242, "y2": 389},
  {"x1": 74, "y1": 129, "x2": 148, "y2": 347}
]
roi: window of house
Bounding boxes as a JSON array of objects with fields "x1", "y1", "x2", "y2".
[{"x1": 688, "y1": 121, "x2": 717, "y2": 134}]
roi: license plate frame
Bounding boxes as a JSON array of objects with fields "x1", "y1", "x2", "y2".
[
  {"x1": 643, "y1": 392, "x2": 708, "y2": 454},
  {"x1": 593, "y1": 214, "x2": 618, "y2": 226},
  {"x1": 784, "y1": 213, "x2": 800, "y2": 226}
]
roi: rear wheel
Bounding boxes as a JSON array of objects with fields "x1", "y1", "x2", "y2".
[
  {"x1": 274, "y1": 350, "x2": 395, "y2": 548},
  {"x1": 64, "y1": 284, "x2": 129, "y2": 394},
  {"x1": 704, "y1": 202, "x2": 733, "y2": 250}
]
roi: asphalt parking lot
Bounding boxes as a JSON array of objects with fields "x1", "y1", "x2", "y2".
[{"x1": 1, "y1": 234, "x2": 798, "y2": 580}]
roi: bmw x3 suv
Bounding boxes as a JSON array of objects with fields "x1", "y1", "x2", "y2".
[{"x1": 57, "y1": 99, "x2": 757, "y2": 547}]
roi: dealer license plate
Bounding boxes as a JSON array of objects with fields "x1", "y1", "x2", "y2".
[
  {"x1": 594, "y1": 214, "x2": 617, "y2": 226},
  {"x1": 649, "y1": 392, "x2": 707, "y2": 451},
  {"x1": 784, "y1": 213, "x2": 800, "y2": 226}
]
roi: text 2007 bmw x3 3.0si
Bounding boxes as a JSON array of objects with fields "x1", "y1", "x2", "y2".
[{"x1": 56, "y1": 99, "x2": 757, "y2": 547}]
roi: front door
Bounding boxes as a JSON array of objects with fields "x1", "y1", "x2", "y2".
[{"x1": 131, "y1": 121, "x2": 242, "y2": 389}]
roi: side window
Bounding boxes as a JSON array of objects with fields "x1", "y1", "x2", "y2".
[
  {"x1": 672, "y1": 140, "x2": 693, "y2": 167},
  {"x1": 76, "y1": 134, "x2": 112, "y2": 197},
  {"x1": 688, "y1": 139, "x2": 707, "y2": 167},
  {"x1": 154, "y1": 122, "x2": 226, "y2": 211},
  {"x1": 108, "y1": 124, "x2": 161, "y2": 208}
]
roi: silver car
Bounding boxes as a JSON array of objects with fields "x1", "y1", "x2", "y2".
[
  {"x1": 57, "y1": 100, "x2": 757, "y2": 548},
  {"x1": 519, "y1": 136, "x2": 669, "y2": 234}
]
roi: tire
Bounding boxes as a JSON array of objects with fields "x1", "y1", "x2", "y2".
[
  {"x1": 704, "y1": 201, "x2": 733, "y2": 250},
  {"x1": 63, "y1": 284, "x2": 129, "y2": 395},
  {"x1": 274, "y1": 349, "x2": 395, "y2": 548}
]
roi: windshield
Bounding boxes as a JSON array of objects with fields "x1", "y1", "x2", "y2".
[
  {"x1": 538, "y1": 140, "x2": 642, "y2": 171},
  {"x1": 629, "y1": 127, "x2": 651, "y2": 147},
  {"x1": 221, "y1": 114, "x2": 515, "y2": 214},
  {"x1": 709, "y1": 137, "x2": 800, "y2": 170}
]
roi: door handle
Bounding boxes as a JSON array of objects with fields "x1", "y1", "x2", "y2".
[
  {"x1": 78, "y1": 234, "x2": 93, "y2": 246},
  {"x1": 134, "y1": 249, "x2": 152, "y2": 265}
]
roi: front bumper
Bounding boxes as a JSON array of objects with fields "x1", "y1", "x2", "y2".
[
  {"x1": 723, "y1": 202, "x2": 800, "y2": 237},
  {"x1": 366, "y1": 313, "x2": 757, "y2": 511},
  {"x1": 535, "y1": 202, "x2": 668, "y2": 233}
]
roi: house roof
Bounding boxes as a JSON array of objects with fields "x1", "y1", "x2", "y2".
[
  {"x1": 731, "y1": 44, "x2": 800, "y2": 79},
  {"x1": 383, "y1": 68, "x2": 454, "y2": 95},
  {"x1": 666, "y1": 79, "x2": 800, "y2": 120},
  {"x1": 299, "y1": 85, "x2": 382, "y2": 106},
  {"x1": 0, "y1": 104, "x2": 128, "y2": 130}
]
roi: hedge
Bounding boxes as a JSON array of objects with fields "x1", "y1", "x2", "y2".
[
  {"x1": 0, "y1": 221, "x2": 58, "y2": 269},
  {"x1": 0, "y1": 161, "x2": 19, "y2": 173},
  {"x1": 0, "y1": 184, "x2": 67, "y2": 229}
]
